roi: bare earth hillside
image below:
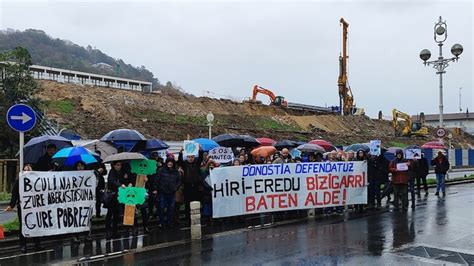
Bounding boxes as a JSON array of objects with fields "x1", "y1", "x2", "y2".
[{"x1": 38, "y1": 81, "x2": 474, "y2": 148}]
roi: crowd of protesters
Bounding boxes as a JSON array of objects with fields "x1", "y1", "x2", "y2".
[{"x1": 5, "y1": 142, "x2": 451, "y2": 252}]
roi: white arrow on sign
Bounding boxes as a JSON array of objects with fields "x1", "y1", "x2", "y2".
[{"x1": 11, "y1": 112, "x2": 32, "y2": 124}]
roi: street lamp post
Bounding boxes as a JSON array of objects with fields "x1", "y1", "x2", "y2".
[
  {"x1": 419, "y1": 16, "x2": 463, "y2": 128},
  {"x1": 206, "y1": 111, "x2": 214, "y2": 139}
]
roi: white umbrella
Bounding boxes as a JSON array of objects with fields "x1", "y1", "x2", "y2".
[
  {"x1": 103, "y1": 152, "x2": 146, "y2": 163},
  {"x1": 74, "y1": 139, "x2": 117, "y2": 160}
]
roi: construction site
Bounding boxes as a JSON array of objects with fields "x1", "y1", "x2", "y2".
[{"x1": 31, "y1": 17, "x2": 472, "y2": 148}]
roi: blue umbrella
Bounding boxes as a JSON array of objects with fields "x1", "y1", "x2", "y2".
[
  {"x1": 100, "y1": 129, "x2": 146, "y2": 141},
  {"x1": 193, "y1": 138, "x2": 219, "y2": 151},
  {"x1": 23, "y1": 135, "x2": 73, "y2": 164},
  {"x1": 131, "y1": 139, "x2": 170, "y2": 152},
  {"x1": 52, "y1": 147, "x2": 98, "y2": 167}
]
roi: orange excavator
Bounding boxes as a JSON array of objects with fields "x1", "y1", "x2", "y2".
[{"x1": 250, "y1": 85, "x2": 288, "y2": 107}]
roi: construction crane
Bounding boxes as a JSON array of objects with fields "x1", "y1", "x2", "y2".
[
  {"x1": 392, "y1": 108, "x2": 429, "y2": 137},
  {"x1": 338, "y1": 18, "x2": 364, "y2": 116},
  {"x1": 250, "y1": 85, "x2": 288, "y2": 107}
]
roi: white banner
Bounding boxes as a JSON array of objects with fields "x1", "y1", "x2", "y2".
[
  {"x1": 210, "y1": 161, "x2": 367, "y2": 218},
  {"x1": 20, "y1": 171, "x2": 96, "y2": 237},
  {"x1": 208, "y1": 146, "x2": 234, "y2": 164}
]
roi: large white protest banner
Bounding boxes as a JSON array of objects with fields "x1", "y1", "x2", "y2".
[
  {"x1": 20, "y1": 171, "x2": 96, "y2": 237},
  {"x1": 210, "y1": 161, "x2": 367, "y2": 218},
  {"x1": 208, "y1": 147, "x2": 234, "y2": 164}
]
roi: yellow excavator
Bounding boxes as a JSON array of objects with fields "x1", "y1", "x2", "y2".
[
  {"x1": 338, "y1": 18, "x2": 364, "y2": 116},
  {"x1": 392, "y1": 109, "x2": 429, "y2": 136}
]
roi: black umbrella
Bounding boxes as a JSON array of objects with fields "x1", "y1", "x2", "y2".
[
  {"x1": 212, "y1": 134, "x2": 244, "y2": 147},
  {"x1": 23, "y1": 135, "x2": 73, "y2": 164},
  {"x1": 130, "y1": 139, "x2": 170, "y2": 152},
  {"x1": 240, "y1": 135, "x2": 261, "y2": 148},
  {"x1": 274, "y1": 140, "x2": 298, "y2": 150},
  {"x1": 100, "y1": 128, "x2": 146, "y2": 141}
]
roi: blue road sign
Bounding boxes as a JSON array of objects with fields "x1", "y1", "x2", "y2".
[{"x1": 6, "y1": 104, "x2": 36, "y2": 132}]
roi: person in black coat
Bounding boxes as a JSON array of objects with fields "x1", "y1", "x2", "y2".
[
  {"x1": 368, "y1": 154, "x2": 389, "y2": 209},
  {"x1": 156, "y1": 158, "x2": 182, "y2": 228},
  {"x1": 417, "y1": 154, "x2": 429, "y2": 195},
  {"x1": 5, "y1": 164, "x2": 40, "y2": 253},
  {"x1": 178, "y1": 148, "x2": 204, "y2": 223},
  {"x1": 34, "y1": 144, "x2": 57, "y2": 171},
  {"x1": 93, "y1": 156, "x2": 107, "y2": 217},
  {"x1": 105, "y1": 161, "x2": 125, "y2": 239}
]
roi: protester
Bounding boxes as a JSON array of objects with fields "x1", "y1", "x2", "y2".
[
  {"x1": 389, "y1": 150, "x2": 410, "y2": 211},
  {"x1": 281, "y1": 148, "x2": 294, "y2": 163},
  {"x1": 120, "y1": 164, "x2": 150, "y2": 234},
  {"x1": 35, "y1": 143, "x2": 57, "y2": 171},
  {"x1": 233, "y1": 158, "x2": 241, "y2": 166},
  {"x1": 105, "y1": 161, "x2": 125, "y2": 239},
  {"x1": 346, "y1": 150, "x2": 355, "y2": 161},
  {"x1": 354, "y1": 149, "x2": 368, "y2": 213},
  {"x1": 417, "y1": 153, "x2": 429, "y2": 195},
  {"x1": 178, "y1": 147, "x2": 205, "y2": 224},
  {"x1": 156, "y1": 158, "x2": 182, "y2": 228},
  {"x1": 407, "y1": 158, "x2": 419, "y2": 209},
  {"x1": 93, "y1": 152, "x2": 107, "y2": 218},
  {"x1": 5, "y1": 164, "x2": 40, "y2": 253},
  {"x1": 431, "y1": 151, "x2": 450, "y2": 196}
]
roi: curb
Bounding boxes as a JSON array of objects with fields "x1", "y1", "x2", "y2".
[{"x1": 0, "y1": 179, "x2": 472, "y2": 254}]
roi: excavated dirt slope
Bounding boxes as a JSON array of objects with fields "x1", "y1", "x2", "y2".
[{"x1": 38, "y1": 81, "x2": 474, "y2": 148}]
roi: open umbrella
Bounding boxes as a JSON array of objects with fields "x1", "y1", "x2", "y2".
[
  {"x1": 23, "y1": 135, "x2": 73, "y2": 164},
  {"x1": 100, "y1": 129, "x2": 146, "y2": 141},
  {"x1": 257, "y1": 137, "x2": 276, "y2": 146},
  {"x1": 212, "y1": 134, "x2": 244, "y2": 147},
  {"x1": 309, "y1": 139, "x2": 337, "y2": 152},
  {"x1": 274, "y1": 140, "x2": 297, "y2": 150},
  {"x1": 421, "y1": 141, "x2": 446, "y2": 149},
  {"x1": 344, "y1": 143, "x2": 370, "y2": 153},
  {"x1": 296, "y1": 143, "x2": 325, "y2": 153},
  {"x1": 75, "y1": 139, "x2": 117, "y2": 160},
  {"x1": 131, "y1": 139, "x2": 169, "y2": 152},
  {"x1": 251, "y1": 146, "x2": 277, "y2": 158},
  {"x1": 52, "y1": 147, "x2": 98, "y2": 167},
  {"x1": 103, "y1": 152, "x2": 146, "y2": 163},
  {"x1": 193, "y1": 138, "x2": 219, "y2": 152},
  {"x1": 240, "y1": 135, "x2": 261, "y2": 148}
]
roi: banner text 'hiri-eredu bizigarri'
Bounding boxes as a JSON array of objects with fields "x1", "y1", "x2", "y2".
[{"x1": 210, "y1": 162, "x2": 367, "y2": 218}]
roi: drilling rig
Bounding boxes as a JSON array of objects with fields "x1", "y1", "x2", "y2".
[{"x1": 338, "y1": 18, "x2": 364, "y2": 116}]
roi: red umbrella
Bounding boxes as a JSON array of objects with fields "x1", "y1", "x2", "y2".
[
  {"x1": 309, "y1": 139, "x2": 337, "y2": 152},
  {"x1": 256, "y1": 137, "x2": 276, "y2": 146},
  {"x1": 421, "y1": 141, "x2": 446, "y2": 149},
  {"x1": 251, "y1": 146, "x2": 277, "y2": 158}
]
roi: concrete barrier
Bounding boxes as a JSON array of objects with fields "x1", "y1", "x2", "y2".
[{"x1": 190, "y1": 201, "x2": 201, "y2": 240}]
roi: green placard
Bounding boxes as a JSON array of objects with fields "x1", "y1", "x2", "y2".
[
  {"x1": 118, "y1": 187, "x2": 147, "y2": 205},
  {"x1": 130, "y1": 159, "x2": 157, "y2": 175}
]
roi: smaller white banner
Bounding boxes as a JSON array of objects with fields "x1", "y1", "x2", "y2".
[{"x1": 209, "y1": 147, "x2": 234, "y2": 164}]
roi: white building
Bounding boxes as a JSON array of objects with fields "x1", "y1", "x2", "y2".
[{"x1": 413, "y1": 111, "x2": 474, "y2": 135}]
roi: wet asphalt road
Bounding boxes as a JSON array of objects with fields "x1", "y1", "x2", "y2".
[{"x1": 1, "y1": 183, "x2": 473, "y2": 265}]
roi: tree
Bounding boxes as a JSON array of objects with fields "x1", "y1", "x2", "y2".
[{"x1": 0, "y1": 47, "x2": 42, "y2": 157}]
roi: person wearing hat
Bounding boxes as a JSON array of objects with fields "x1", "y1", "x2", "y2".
[
  {"x1": 388, "y1": 149, "x2": 411, "y2": 211},
  {"x1": 431, "y1": 151, "x2": 450, "y2": 196}
]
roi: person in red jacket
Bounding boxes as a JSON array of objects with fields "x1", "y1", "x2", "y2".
[{"x1": 388, "y1": 149, "x2": 411, "y2": 211}]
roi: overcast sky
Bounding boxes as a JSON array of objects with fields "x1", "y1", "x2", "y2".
[{"x1": 1, "y1": 0, "x2": 472, "y2": 118}]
